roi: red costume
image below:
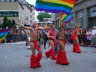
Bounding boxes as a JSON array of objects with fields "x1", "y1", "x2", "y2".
[
  {"x1": 71, "y1": 27, "x2": 81, "y2": 53},
  {"x1": 30, "y1": 41, "x2": 42, "y2": 68},
  {"x1": 56, "y1": 39, "x2": 69, "y2": 65},
  {"x1": 33, "y1": 41, "x2": 40, "y2": 50},
  {"x1": 45, "y1": 29, "x2": 56, "y2": 60}
]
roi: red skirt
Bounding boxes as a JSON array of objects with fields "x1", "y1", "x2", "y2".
[{"x1": 70, "y1": 34, "x2": 77, "y2": 41}]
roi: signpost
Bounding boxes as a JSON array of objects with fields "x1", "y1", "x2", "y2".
[{"x1": 0, "y1": 11, "x2": 18, "y2": 17}]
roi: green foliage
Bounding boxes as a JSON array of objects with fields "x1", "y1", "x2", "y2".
[
  {"x1": 7, "y1": 19, "x2": 12, "y2": 28},
  {"x1": 37, "y1": 12, "x2": 51, "y2": 21},
  {"x1": 0, "y1": 24, "x2": 2, "y2": 28},
  {"x1": 12, "y1": 19, "x2": 16, "y2": 28},
  {"x1": 2, "y1": 17, "x2": 8, "y2": 29},
  {"x1": 1, "y1": 17, "x2": 16, "y2": 29}
]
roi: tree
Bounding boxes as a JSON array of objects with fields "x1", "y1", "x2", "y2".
[
  {"x1": 2, "y1": 17, "x2": 8, "y2": 29},
  {"x1": 37, "y1": 12, "x2": 51, "y2": 21},
  {"x1": 7, "y1": 19, "x2": 12, "y2": 28},
  {"x1": 11, "y1": 19, "x2": 16, "y2": 28},
  {"x1": 0, "y1": 21, "x2": 1, "y2": 28},
  {"x1": 1, "y1": 17, "x2": 16, "y2": 29}
]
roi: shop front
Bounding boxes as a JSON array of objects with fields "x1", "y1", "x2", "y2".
[{"x1": 88, "y1": 6, "x2": 96, "y2": 28}]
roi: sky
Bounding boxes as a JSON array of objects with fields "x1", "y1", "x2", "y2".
[
  {"x1": 26, "y1": 0, "x2": 36, "y2": 5},
  {"x1": 26, "y1": 0, "x2": 38, "y2": 21}
]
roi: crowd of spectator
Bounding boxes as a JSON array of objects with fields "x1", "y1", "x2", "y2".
[
  {"x1": 5, "y1": 28, "x2": 27, "y2": 43},
  {"x1": 65, "y1": 26, "x2": 96, "y2": 48}
]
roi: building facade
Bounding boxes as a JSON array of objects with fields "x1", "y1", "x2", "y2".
[
  {"x1": 0, "y1": 1, "x2": 24, "y2": 24},
  {"x1": 23, "y1": 1, "x2": 35, "y2": 25},
  {"x1": 37, "y1": 18, "x2": 53, "y2": 27},
  {"x1": 52, "y1": 0, "x2": 96, "y2": 28},
  {"x1": 72, "y1": 0, "x2": 96, "y2": 28},
  {"x1": 0, "y1": 0, "x2": 35, "y2": 26},
  {"x1": 51, "y1": 13, "x2": 61, "y2": 28}
]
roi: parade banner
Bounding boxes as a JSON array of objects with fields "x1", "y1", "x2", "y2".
[
  {"x1": 0, "y1": 28, "x2": 11, "y2": 43},
  {"x1": 35, "y1": 0, "x2": 77, "y2": 14}
]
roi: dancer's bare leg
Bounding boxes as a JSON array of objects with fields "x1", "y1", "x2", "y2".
[
  {"x1": 49, "y1": 40, "x2": 55, "y2": 49},
  {"x1": 75, "y1": 37, "x2": 79, "y2": 43},
  {"x1": 30, "y1": 42, "x2": 37, "y2": 68},
  {"x1": 30, "y1": 42, "x2": 35, "y2": 55},
  {"x1": 58, "y1": 40, "x2": 65, "y2": 51}
]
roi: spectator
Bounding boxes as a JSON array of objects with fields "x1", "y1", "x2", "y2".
[
  {"x1": 91, "y1": 26, "x2": 96, "y2": 48},
  {"x1": 42, "y1": 30, "x2": 48, "y2": 49},
  {"x1": 86, "y1": 29, "x2": 92, "y2": 47}
]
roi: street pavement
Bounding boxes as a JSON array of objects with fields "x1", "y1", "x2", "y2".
[{"x1": 0, "y1": 42, "x2": 96, "y2": 72}]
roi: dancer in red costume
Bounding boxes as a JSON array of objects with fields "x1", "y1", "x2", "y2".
[
  {"x1": 17, "y1": 21, "x2": 47, "y2": 68},
  {"x1": 56, "y1": 23, "x2": 69, "y2": 65},
  {"x1": 71, "y1": 26, "x2": 81, "y2": 53},
  {"x1": 45, "y1": 24, "x2": 56, "y2": 60}
]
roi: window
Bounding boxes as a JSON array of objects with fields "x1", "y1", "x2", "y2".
[
  {"x1": 76, "y1": 10, "x2": 83, "y2": 27},
  {"x1": 3, "y1": 0, "x2": 8, "y2": 2},
  {"x1": 30, "y1": 15, "x2": 32, "y2": 18},
  {"x1": 30, "y1": 20, "x2": 32, "y2": 24},
  {"x1": 9, "y1": 0, "x2": 13, "y2": 2}
]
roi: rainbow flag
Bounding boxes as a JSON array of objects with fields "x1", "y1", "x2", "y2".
[
  {"x1": 60, "y1": 13, "x2": 73, "y2": 24},
  {"x1": 35, "y1": 0, "x2": 77, "y2": 14},
  {"x1": 65, "y1": 14, "x2": 74, "y2": 23},
  {"x1": 0, "y1": 29, "x2": 11, "y2": 43},
  {"x1": 60, "y1": 13, "x2": 68, "y2": 23}
]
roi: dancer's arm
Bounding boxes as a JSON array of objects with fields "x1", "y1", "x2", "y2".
[
  {"x1": 37, "y1": 27, "x2": 50, "y2": 30},
  {"x1": 17, "y1": 23, "x2": 31, "y2": 30},
  {"x1": 37, "y1": 27, "x2": 45, "y2": 30}
]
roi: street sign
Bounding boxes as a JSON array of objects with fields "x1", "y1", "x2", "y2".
[{"x1": 0, "y1": 11, "x2": 18, "y2": 17}]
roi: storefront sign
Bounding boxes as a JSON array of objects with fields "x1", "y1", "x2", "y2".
[
  {"x1": 0, "y1": 11, "x2": 18, "y2": 17},
  {"x1": 89, "y1": 7, "x2": 96, "y2": 17}
]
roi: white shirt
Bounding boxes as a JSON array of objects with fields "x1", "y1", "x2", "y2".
[
  {"x1": 27, "y1": 36, "x2": 30, "y2": 41},
  {"x1": 92, "y1": 29, "x2": 96, "y2": 35},
  {"x1": 86, "y1": 31, "x2": 92, "y2": 40}
]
